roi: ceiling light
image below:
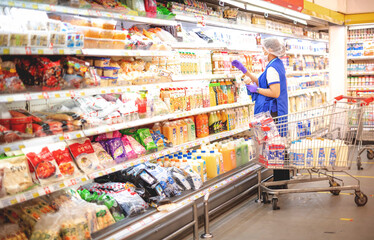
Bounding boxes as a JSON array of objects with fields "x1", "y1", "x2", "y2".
[{"x1": 348, "y1": 24, "x2": 374, "y2": 30}]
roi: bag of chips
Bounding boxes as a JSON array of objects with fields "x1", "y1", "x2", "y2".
[
  {"x1": 121, "y1": 135, "x2": 138, "y2": 160},
  {"x1": 23, "y1": 146, "x2": 64, "y2": 185},
  {"x1": 106, "y1": 138, "x2": 127, "y2": 164},
  {"x1": 124, "y1": 135, "x2": 146, "y2": 156},
  {"x1": 92, "y1": 142, "x2": 115, "y2": 168},
  {"x1": 137, "y1": 128, "x2": 157, "y2": 153}
]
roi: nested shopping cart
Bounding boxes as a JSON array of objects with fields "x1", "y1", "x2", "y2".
[
  {"x1": 355, "y1": 90, "x2": 374, "y2": 170},
  {"x1": 251, "y1": 95, "x2": 373, "y2": 210}
]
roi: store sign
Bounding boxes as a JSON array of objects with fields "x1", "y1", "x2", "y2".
[{"x1": 264, "y1": 0, "x2": 304, "y2": 12}]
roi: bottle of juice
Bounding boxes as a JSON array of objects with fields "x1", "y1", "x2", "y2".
[
  {"x1": 220, "y1": 144, "x2": 233, "y2": 172},
  {"x1": 235, "y1": 140, "x2": 243, "y2": 167},
  {"x1": 181, "y1": 120, "x2": 189, "y2": 143},
  {"x1": 225, "y1": 80, "x2": 233, "y2": 103},
  {"x1": 153, "y1": 122, "x2": 162, "y2": 133},
  {"x1": 196, "y1": 156, "x2": 206, "y2": 181},
  {"x1": 209, "y1": 81, "x2": 217, "y2": 107},
  {"x1": 196, "y1": 114, "x2": 204, "y2": 138},
  {"x1": 220, "y1": 80, "x2": 228, "y2": 104},
  {"x1": 209, "y1": 112, "x2": 215, "y2": 135},
  {"x1": 163, "y1": 122, "x2": 177, "y2": 146},
  {"x1": 215, "y1": 150, "x2": 224, "y2": 174},
  {"x1": 184, "y1": 118, "x2": 196, "y2": 142},
  {"x1": 164, "y1": 155, "x2": 170, "y2": 167},
  {"x1": 206, "y1": 151, "x2": 219, "y2": 179},
  {"x1": 175, "y1": 120, "x2": 184, "y2": 144},
  {"x1": 240, "y1": 139, "x2": 249, "y2": 165},
  {"x1": 157, "y1": 158, "x2": 163, "y2": 167},
  {"x1": 221, "y1": 110, "x2": 228, "y2": 131},
  {"x1": 216, "y1": 111, "x2": 223, "y2": 133},
  {"x1": 170, "y1": 158, "x2": 175, "y2": 167},
  {"x1": 202, "y1": 113, "x2": 209, "y2": 137}
]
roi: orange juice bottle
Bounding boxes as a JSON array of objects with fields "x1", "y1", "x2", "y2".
[
  {"x1": 174, "y1": 120, "x2": 183, "y2": 145},
  {"x1": 196, "y1": 114, "x2": 204, "y2": 138},
  {"x1": 221, "y1": 110, "x2": 228, "y2": 131},
  {"x1": 163, "y1": 122, "x2": 177, "y2": 146},
  {"x1": 181, "y1": 119, "x2": 189, "y2": 143},
  {"x1": 203, "y1": 113, "x2": 209, "y2": 137},
  {"x1": 220, "y1": 144, "x2": 233, "y2": 172},
  {"x1": 209, "y1": 82, "x2": 217, "y2": 107},
  {"x1": 153, "y1": 122, "x2": 162, "y2": 133},
  {"x1": 216, "y1": 111, "x2": 223, "y2": 133}
]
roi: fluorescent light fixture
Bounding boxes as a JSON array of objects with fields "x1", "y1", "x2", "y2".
[
  {"x1": 283, "y1": 9, "x2": 311, "y2": 21},
  {"x1": 221, "y1": 0, "x2": 246, "y2": 9},
  {"x1": 348, "y1": 24, "x2": 374, "y2": 30},
  {"x1": 279, "y1": 13, "x2": 307, "y2": 25},
  {"x1": 245, "y1": 4, "x2": 280, "y2": 16}
]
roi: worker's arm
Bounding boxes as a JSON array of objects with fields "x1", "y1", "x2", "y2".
[
  {"x1": 258, "y1": 83, "x2": 280, "y2": 98},
  {"x1": 243, "y1": 72, "x2": 258, "y2": 85}
]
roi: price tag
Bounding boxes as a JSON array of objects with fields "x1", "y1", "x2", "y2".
[
  {"x1": 42, "y1": 92, "x2": 49, "y2": 99},
  {"x1": 59, "y1": 49, "x2": 64, "y2": 55},
  {"x1": 44, "y1": 187, "x2": 51, "y2": 194},
  {"x1": 8, "y1": 1, "x2": 15, "y2": 7},
  {"x1": 98, "y1": 172, "x2": 104, "y2": 176},
  {"x1": 96, "y1": 10, "x2": 102, "y2": 17},
  {"x1": 101, "y1": 90, "x2": 106, "y2": 94},
  {"x1": 59, "y1": 183, "x2": 65, "y2": 188},
  {"x1": 10, "y1": 198, "x2": 18, "y2": 205},
  {"x1": 4, "y1": 147, "x2": 11, "y2": 152},
  {"x1": 18, "y1": 145, "x2": 25, "y2": 150},
  {"x1": 76, "y1": 133, "x2": 82, "y2": 138},
  {"x1": 120, "y1": 14, "x2": 128, "y2": 20},
  {"x1": 37, "y1": 49, "x2": 44, "y2": 54},
  {"x1": 32, "y1": 4, "x2": 38, "y2": 9}
]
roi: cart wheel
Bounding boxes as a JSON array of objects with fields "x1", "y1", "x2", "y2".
[
  {"x1": 367, "y1": 150, "x2": 374, "y2": 160},
  {"x1": 329, "y1": 181, "x2": 341, "y2": 196},
  {"x1": 272, "y1": 198, "x2": 279, "y2": 210},
  {"x1": 262, "y1": 192, "x2": 270, "y2": 204},
  {"x1": 354, "y1": 192, "x2": 368, "y2": 207}
]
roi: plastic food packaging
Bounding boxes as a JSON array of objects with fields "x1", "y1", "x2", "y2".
[
  {"x1": 92, "y1": 142, "x2": 115, "y2": 168},
  {"x1": 145, "y1": 164, "x2": 182, "y2": 197},
  {"x1": 0, "y1": 155, "x2": 34, "y2": 195},
  {"x1": 48, "y1": 142, "x2": 81, "y2": 178},
  {"x1": 168, "y1": 167, "x2": 191, "y2": 191},
  {"x1": 105, "y1": 138, "x2": 128, "y2": 164},
  {"x1": 29, "y1": 212, "x2": 62, "y2": 240},
  {"x1": 23, "y1": 146, "x2": 64, "y2": 185},
  {"x1": 121, "y1": 136, "x2": 138, "y2": 160},
  {"x1": 0, "y1": 224, "x2": 28, "y2": 240},
  {"x1": 109, "y1": 189, "x2": 148, "y2": 217},
  {"x1": 67, "y1": 138, "x2": 103, "y2": 173},
  {"x1": 95, "y1": 130, "x2": 122, "y2": 141},
  {"x1": 137, "y1": 128, "x2": 157, "y2": 153},
  {"x1": 124, "y1": 135, "x2": 146, "y2": 156}
]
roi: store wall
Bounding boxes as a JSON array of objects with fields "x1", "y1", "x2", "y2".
[
  {"x1": 346, "y1": 0, "x2": 374, "y2": 14},
  {"x1": 305, "y1": 0, "x2": 346, "y2": 13},
  {"x1": 329, "y1": 25, "x2": 347, "y2": 99}
]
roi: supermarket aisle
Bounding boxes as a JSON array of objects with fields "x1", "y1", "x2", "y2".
[{"x1": 186, "y1": 152, "x2": 374, "y2": 240}]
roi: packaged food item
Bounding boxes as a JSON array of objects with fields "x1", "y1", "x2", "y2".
[
  {"x1": 0, "y1": 155, "x2": 34, "y2": 195},
  {"x1": 145, "y1": 163, "x2": 182, "y2": 197},
  {"x1": 0, "y1": 224, "x2": 28, "y2": 240},
  {"x1": 67, "y1": 138, "x2": 102, "y2": 173},
  {"x1": 0, "y1": 61, "x2": 26, "y2": 93},
  {"x1": 95, "y1": 130, "x2": 122, "y2": 141},
  {"x1": 121, "y1": 136, "x2": 138, "y2": 160},
  {"x1": 29, "y1": 212, "x2": 62, "y2": 240},
  {"x1": 92, "y1": 142, "x2": 115, "y2": 168},
  {"x1": 106, "y1": 138, "x2": 127, "y2": 164},
  {"x1": 63, "y1": 56, "x2": 90, "y2": 89},
  {"x1": 123, "y1": 135, "x2": 146, "y2": 156},
  {"x1": 137, "y1": 128, "x2": 157, "y2": 153},
  {"x1": 48, "y1": 142, "x2": 81, "y2": 178},
  {"x1": 94, "y1": 57, "x2": 110, "y2": 67},
  {"x1": 109, "y1": 189, "x2": 148, "y2": 217},
  {"x1": 23, "y1": 146, "x2": 64, "y2": 185}
]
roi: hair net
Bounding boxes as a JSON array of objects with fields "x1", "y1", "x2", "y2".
[{"x1": 262, "y1": 37, "x2": 286, "y2": 57}]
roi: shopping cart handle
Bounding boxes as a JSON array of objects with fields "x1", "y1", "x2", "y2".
[
  {"x1": 362, "y1": 97, "x2": 374, "y2": 105},
  {"x1": 334, "y1": 95, "x2": 344, "y2": 101}
]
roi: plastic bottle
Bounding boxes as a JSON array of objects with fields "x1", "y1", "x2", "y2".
[
  {"x1": 181, "y1": 120, "x2": 188, "y2": 143},
  {"x1": 234, "y1": 141, "x2": 243, "y2": 167},
  {"x1": 221, "y1": 110, "x2": 228, "y2": 131},
  {"x1": 202, "y1": 113, "x2": 209, "y2": 137},
  {"x1": 240, "y1": 140, "x2": 249, "y2": 165},
  {"x1": 153, "y1": 122, "x2": 162, "y2": 133},
  {"x1": 209, "y1": 81, "x2": 217, "y2": 107},
  {"x1": 205, "y1": 150, "x2": 219, "y2": 179},
  {"x1": 175, "y1": 156, "x2": 182, "y2": 168},
  {"x1": 216, "y1": 111, "x2": 223, "y2": 133},
  {"x1": 157, "y1": 158, "x2": 163, "y2": 167},
  {"x1": 209, "y1": 112, "x2": 215, "y2": 135},
  {"x1": 220, "y1": 144, "x2": 233, "y2": 172},
  {"x1": 163, "y1": 122, "x2": 177, "y2": 146},
  {"x1": 196, "y1": 114, "x2": 204, "y2": 138}
]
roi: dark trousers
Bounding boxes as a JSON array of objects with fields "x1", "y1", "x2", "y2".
[{"x1": 270, "y1": 111, "x2": 290, "y2": 181}]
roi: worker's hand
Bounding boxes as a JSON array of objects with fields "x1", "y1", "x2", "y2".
[
  {"x1": 246, "y1": 83, "x2": 258, "y2": 93},
  {"x1": 232, "y1": 60, "x2": 248, "y2": 74}
]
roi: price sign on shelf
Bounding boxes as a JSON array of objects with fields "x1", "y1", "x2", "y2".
[{"x1": 195, "y1": 14, "x2": 206, "y2": 27}]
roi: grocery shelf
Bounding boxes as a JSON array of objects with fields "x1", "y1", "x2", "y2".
[
  {"x1": 171, "y1": 73, "x2": 236, "y2": 81},
  {"x1": 287, "y1": 69, "x2": 329, "y2": 75},
  {"x1": 0, "y1": 126, "x2": 250, "y2": 209},
  {"x1": 0, "y1": 175, "x2": 90, "y2": 209},
  {"x1": 103, "y1": 163, "x2": 262, "y2": 239},
  {"x1": 347, "y1": 56, "x2": 374, "y2": 60},
  {"x1": 0, "y1": 101, "x2": 252, "y2": 153},
  {"x1": 0, "y1": 80, "x2": 212, "y2": 103},
  {"x1": 0, "y1": 130, "x2": 85, "y2": 153},
  {"x1": 288, "y1": 87, "x2": 328, "y2": 97},
  {"x1": 175, "y1": 15, "x2": 329, "y2": 43},
  {"x1": 83, "y1": 101, "x2": 253, "y2": 136},
  {"x1": 1, "y1": 0, "x2": 177, "y2": 26},
  {"x1": 170, "y1": 42, "x2": 262, "y2": 52},
  {"x1": 81, "y1": 49, "x2": 175, "y2": 57},
  {"x1": 0, "y1": 47, "x2": 82, "y2": 55},
  {"x1": 286, "y1": 51, "x2": 328, "y2": 56},
  {"x1": 348, "y1": 71, "x2": 374, "y2": 76}
]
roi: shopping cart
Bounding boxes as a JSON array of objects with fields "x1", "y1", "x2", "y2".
[
  {"x1": 252, "y1": 95, "x2": 373, "y2": 210},
  {"x1": 355, "y1": 90, "x2": 374, "y2": 170}
]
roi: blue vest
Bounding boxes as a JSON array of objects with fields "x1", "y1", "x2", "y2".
[{"x1": 252, "y1": 58, "x2": 288, "y2": 116}]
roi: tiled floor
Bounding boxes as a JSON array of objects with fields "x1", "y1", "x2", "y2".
[{"x1": 185, "y1": 151, "x2": 374, "y2": 240}]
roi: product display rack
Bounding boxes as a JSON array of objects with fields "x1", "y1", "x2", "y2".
[
  {"x1": 0, "y1": 126, "x2": 250, "y2": 209},
  {"x1": 0, "y1": 1, "x2": 332, "y2": 239}
]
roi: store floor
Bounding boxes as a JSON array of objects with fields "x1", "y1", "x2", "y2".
[{"x1": 183, "y1": 152, "x2": 374, "y2": 240}]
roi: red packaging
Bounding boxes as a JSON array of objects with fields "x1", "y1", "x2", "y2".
[
  {"x1": 67, "y1": 138, "x2": 102, "y2": 173},
  {"x1": 22, "y1": 146, "x2": 64, "y2": 185},
  {"x1": 0, "y1": 119, "x2": 11, "y2": 129},
  {"x1": 48, "y1": 142, "x2": 81, "y2": 177},
  {"x1": 10, "y1": 117, "x2": 32, "y2": 134}
]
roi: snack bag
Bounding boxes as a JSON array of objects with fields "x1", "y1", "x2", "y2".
[
  {"x1": 67, "y1": 138, "x2": 102, "y2": 173},
  {"x1": 106, "y1": 138, "x2": 127, "y2": 164},
  {"x1": 137, "y1": 128, "x2": 157, "y2": 153},
  {"x1": 92, "y1": 142, "x2": 116, "y2": 167},
  {"x1": 109, "y1": 189, "x2": 148, "y2": 217},
  {"x1": 23, "y1": 146, "x2": 64, "y2": 185},
  {"x1": 124, "y1": 135, "x2": 146, "y2": 156},
  {"x1": 145, "y1": 163, "x2": 181, "y2": 197},
  {"x1": 121, "y1": 136, "x2": 138, "y2": 160},
  {"x1": 0, "y1": 155, "x2": 34, "y2": 195},
  {"x1": 48, "y1": 142, "x2": 81, "y2": 178}
]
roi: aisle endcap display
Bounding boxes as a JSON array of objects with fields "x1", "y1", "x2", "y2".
[
  {"x1": 0, "y1": 126, "x2": 250, "y2": 209},
  {"x1": 1, "y1": 0, "x2": 178, "y2": 26},
  {"x1": 104, "y1": 163, "x2": 262, "y2": 240}
]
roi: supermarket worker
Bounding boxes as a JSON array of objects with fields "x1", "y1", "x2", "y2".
[{"x1": 232, "y1": 37, "x2": 289, "y2": 183}]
